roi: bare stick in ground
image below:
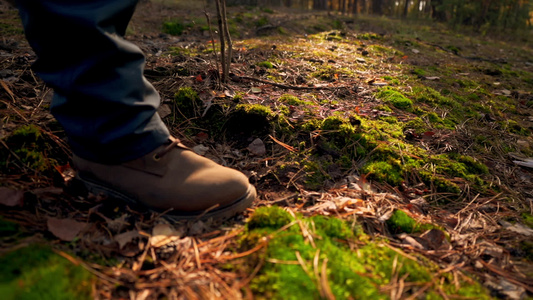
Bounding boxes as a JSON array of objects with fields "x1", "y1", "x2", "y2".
[
  {"x1": 204, "y1": 9, "x2": 220, "y2": 86},
  {"x1": 220, "y1": 0, "x2": 232, "y2": 83},
  {"x1": 215, "y1": 0, "x2": 226, "y2": 83}
]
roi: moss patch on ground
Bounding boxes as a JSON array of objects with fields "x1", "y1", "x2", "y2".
[
  {"x1": 0, "y1": 217, "x2": 93, "y2": 300},
  {"x1": 386, "y1": 209, "x2": 442, "y2": 234},
  {"x1": 0, "y1": 124, "x2": 58, "y2": 174},
  {"x1": 236, "y1": 206, "x2": 489, "y2": 299},
  {"x1": 0, "y1": 244, "x2": 94, "y2": 300},
  {"x1": 376, "y1": 87, "x2": 413, "y2": 110}
]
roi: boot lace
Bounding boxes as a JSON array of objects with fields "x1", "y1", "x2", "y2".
[{"x1": 153, "y1": 137, "x2": 182, "y2": 161}]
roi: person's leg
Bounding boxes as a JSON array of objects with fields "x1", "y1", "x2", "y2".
[
  {"x1": 17, "y1": 0, "x2": 169, "y2": 163},
  {"x1": 16, "y1": 0, "x2": 256, "y2": 219}
]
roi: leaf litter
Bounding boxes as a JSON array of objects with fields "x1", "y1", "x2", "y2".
[{"x1": 1, "y1": 2, "x2": 532, "y2": 299}]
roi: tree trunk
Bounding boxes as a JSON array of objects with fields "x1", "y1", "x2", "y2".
[
  {"x1": 403, "y1": 0, "x2": 409, "y2": 17},
  {"x1": 372, "y1": 0, "x2": 382, "y2": 15}
]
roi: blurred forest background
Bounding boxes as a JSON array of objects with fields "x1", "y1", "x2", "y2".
[{"x1": 198, "y1": 0, "x2": 533, "y2": 33}]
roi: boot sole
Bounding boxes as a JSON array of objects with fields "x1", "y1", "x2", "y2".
[{"x1": 76, "y1": 174, "x2": 256, "y2": 221}]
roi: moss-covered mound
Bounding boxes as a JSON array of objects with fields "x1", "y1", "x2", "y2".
[{"x1": 234, "y1": 206, "x2": 489, "y2": 299}]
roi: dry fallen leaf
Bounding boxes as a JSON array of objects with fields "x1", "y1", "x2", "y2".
[
  {"x1": 399, "y1": 233, "x2": 425, "y2": 250},
  {"x1": 512, "y1": 158, "x2": 533, "y2": 169},
  {"x1": 47, "y1": 217, "x2": 87, "y2": 241},
  {"x1": 485, "y1": 278, "x2": 526, "y2": 300},
  {"x1": 0, "y1": 187, "x2": 24, "y2": 207},
  {"x1": 157, "y1": 104, "x2": 172, "y2": 119},
  {"x1": 151, "y1": 223, "x2": 183, "y2": 248},
  {"x1": 419, "y1": 229, "x2": 450, "y2": 250},
  {"x1": 501, "y1": 221, "x2": 533, "y2": 236},
  {"x1": 114, "y1": 230, "x2": 143, "y2": 249}
]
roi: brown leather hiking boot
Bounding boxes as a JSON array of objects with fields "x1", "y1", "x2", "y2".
[{"x1": 72, "y1": 137, "x2": 256, "y2": 220}]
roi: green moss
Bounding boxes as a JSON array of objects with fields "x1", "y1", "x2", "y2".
[
  {"x1": 237, "y1": 103, "x2": 274, "y2": 117},
  {"x1": 419, "y1": 171, "x2": 461, "y2": 194},
  {"x1": 255, "y1": 16, "x2": 269, "y2": 27},
  {"x1": 162, "y1": 20, "x2": 189, "y2": 35},
  {"x1": 238, "y1": 206, "x2": 489, "y2": 299},
  {"x1": 172, "y1": 88, "x2": 280, "y2": 140},
  {"x1": 376, "y1": 88, "x2": 413, "y2": 110},
  {"x1": 325, "y1": 31, "x2": 343, "y2": 41},
  {"x1": 430, "y1": 154, "x2": 489, "y2": 185},
  {"x1": 386, "y1": 210, "x2": 440, "y2": 234},
  {"x1": 362, "y1": 161, "x2": 403, "y2": 186},
  {"x1": 411, "y1": 86, "x2": 460, "y2": 108},
  {"x1": 379, "y1": 116, "x2": 398, "y2": 124},
  {"x1": 375, "y1": 104, "x2": 393, "y2": 112},
  {"x1": 0, "y1": 19, "x2": 24, "y2": 36},
  {"x1": 173, "y1": 87, "x2": 201, "y2": 119},
  {"x1": 311, "y1": 215, "x2": 360, "y2": 240},
  {"x1": 357, "y1": 32, "x2": 382, "y2": 40},
  {"x1": 452, "y1": 154, "x2": 489, "y2": 175},
  {"x1": 0, "y1": 125, "x2": 56, "y2": 173},
  {"x1": 257, "y1": 61, "x2": 274, "y2": 69},
  {"x1": 303, "y1": 160, "x2": 331, "y2": 190},
  {"x1": 369, "y1": 45, "x2": 401, "y2": 56},
  {"x1": 168, "y1": 46, "x2": 197, "y2": 57},
  {"x1": 503, "y1": 119, "x2": 530, "y2": 136},
  {"x1": 520, "y1": 240, "x2": 533, "y2": 261},
  {"x1": 405, "y1": 117, "x2": 428, "y2": 134},
  {"x1": 387, "y1": 210, "x2": 417, "y2": 233},
  {"x1": 247, "y1": 206, "x2": 293, "y2": 231},
  {"x1": 310, "y1": 65, "x2": 352, "y2": 81},
  {"x1": 0, "y1": 217, "x2": 19, "y2": 237},
  {"x1": 389, "y1": 78, "x2": 401, "y2": 85},
  {"x1": 224, "y1": 103, "x2": 281, "y2": 139},
  {"x1": 446, "y1": 45, "x2": 460, "y2": 54},
  {"x1": 278, "y1": 94, "x2": 306, "y2": 106},
  {"x1": 372, "y1": 119, "x2": 404, "y2": 138},
  {"x1": 522, "y1": 213, "x2": 533, "y2": 229},
  {"x1": 412, "y1": 68, "x2": 427, "y2": 77},
  {"x1": 423, "y1": 112, "x2": 456, "y2": 130},
  {"x1": 321, "y1": 116, "x2": 346, "y2": 131},
  {"x1": 233, "y1": 93, "x2": 244, "y2": 103},
  {"x1": 0, "y1": 244, "x2": 94, "y2": 300}
]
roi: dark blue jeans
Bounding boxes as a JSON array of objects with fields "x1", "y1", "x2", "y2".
[{"x1": 17, "y1": 0, "x2": 170, "y2": 163}]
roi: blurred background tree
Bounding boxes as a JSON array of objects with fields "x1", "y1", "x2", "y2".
[{"x1": 213, "y1": 0, "x2": 533, "y2": 32}]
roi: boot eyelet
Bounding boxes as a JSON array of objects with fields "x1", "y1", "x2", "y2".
[{"x1": 153, "y1": 154, "x2": 161, "y2": 161}]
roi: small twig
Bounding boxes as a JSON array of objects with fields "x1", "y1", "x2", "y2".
[
  {"x1": 192, "y1": 238, "x2": 202, "y2": 269},
  {"x1": 313, "y1": 249, "x2": 322, "y2": 298},
  {"x1": 204, "y1": 9, "x2": 220, "y2": 86},
  {"x1": 269, "y1": 135, "x2": 297, "y2": 152},
  {"x1": 0, "y1": 80, "x2": 15, "y2": 102},
  {"x1": 0, "y1": 139, "x2": 36, "y2": 173},
  {"x1": 237, "y1": 251, "x2": 266, "y2": 289},
  {"x1": 215, "y1": 0, "x2": 226, "y2": 83},
  {"x1": 266, "y1": 193, "x2": 299, "y2": 205},
  {"x1": 220, "y1": 0, "x2": 232, "y2": 82},
  {"x1": 54, "y1": 249, "x2": 122, "y2": 285},
  {"x1": 0, "y1": 99, "x2": 29, "y2": 122},
  {"x1": 479, "y1": 260, "x2": 533, "y2": 293},
  {"x1": 320, "y1": 257, "x2": 335, "y2": 300}
]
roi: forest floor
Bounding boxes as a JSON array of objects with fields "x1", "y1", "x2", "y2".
[{"x1": 1, "y1": 1, "x2": 532, "y2": 299}]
